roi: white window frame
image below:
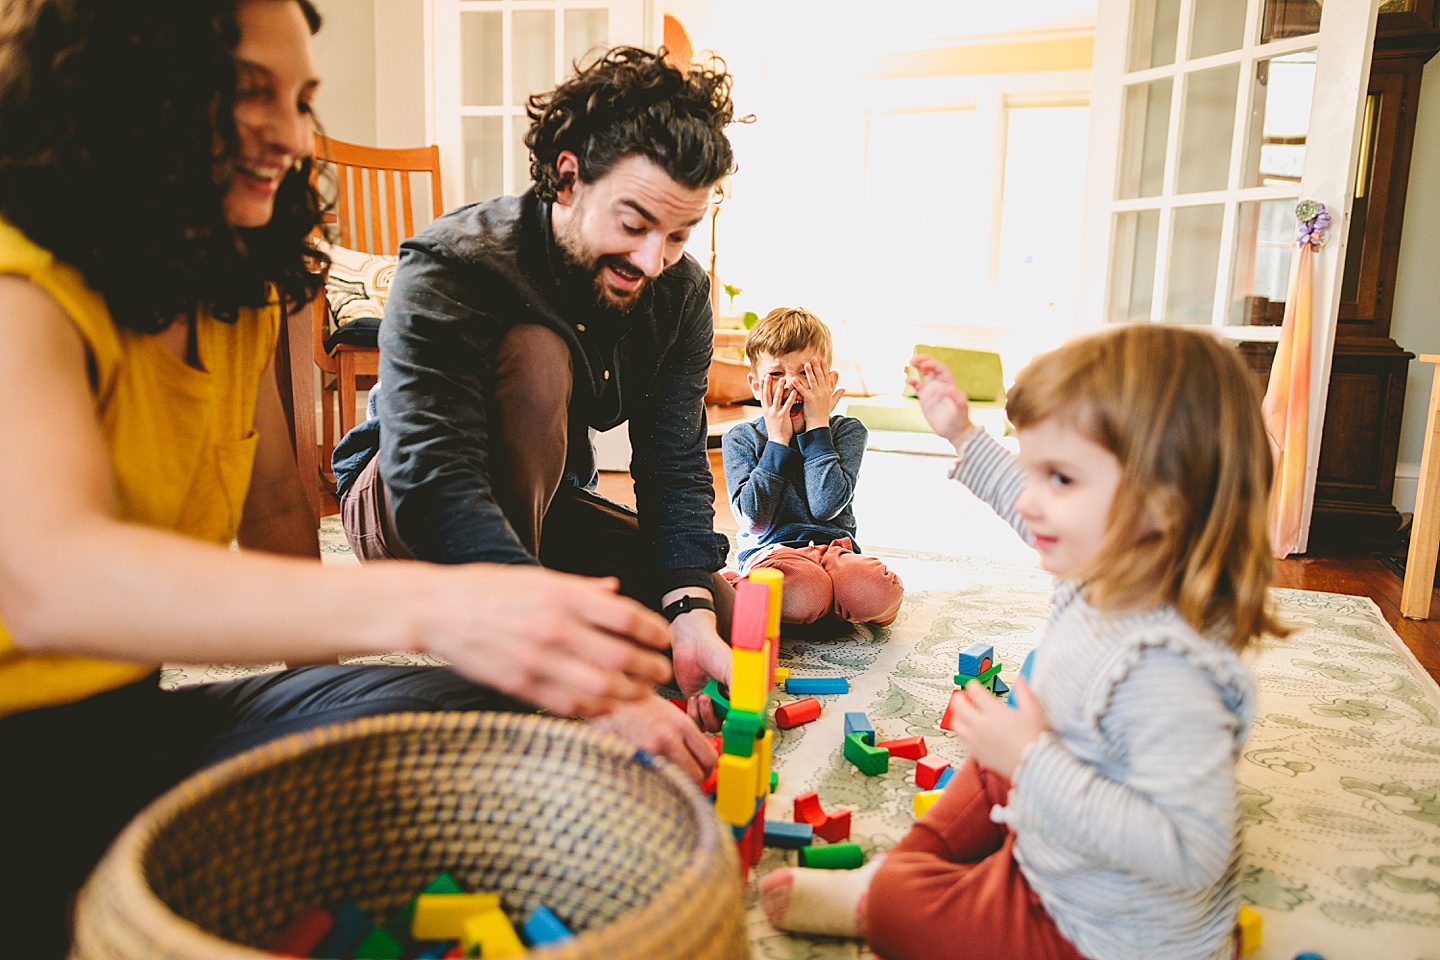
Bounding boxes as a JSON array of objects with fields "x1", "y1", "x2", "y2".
[{"x1": 1076, "y1": 0, "x2": 1381, "y2": 550}]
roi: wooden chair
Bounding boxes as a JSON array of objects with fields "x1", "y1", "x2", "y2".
[{"x1": 312, "y1": 134, "x2": 444, "y2": 484}]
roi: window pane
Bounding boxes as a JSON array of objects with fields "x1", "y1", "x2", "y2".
[
  {"x1": 1117, "y1": 78, "x2": 1172, "y2": 200},
  {"x1": 463, "y1": 116, "x2": 503, "y2": 203},
  {"x1": 1260, "y1": 0, "x2": 1321, "y2": 43},
  {"x1": 511, "y1": 114, "x2": 532, "y2": 193},
  {"x1": 460, "y1": 12, "x2": 502, "y2": 107},
  {"x1": 1166, "y1": 204, "x2": 1225, "y2": 324},
  {"x1": 1108, "y1": 209, "x2": 1161, "y2": 323},
  {"x1": 998, "y1": 106, "x2": 1090, "y2": 334},
  {"x1": 862, "y1": 110, "x2": 984, "y2": 324},
  {"x1": 564, "y1": 9, "x2": 609, "y2": 74},
  {"x1": 512, "y1": 10, "x2": 555, "y2": 106},
  {"x1": 1128, "y1": 0, "x2": 1180, "y2": 71},
  {"x1": 1242, "y1": 52, "x2": 1314, "y2": 187},
  {"x1": 1229, "y1": 199, "x2": 1293, "y2": 325},
  {"x1": 1176, "y1": 64, "x2": 1240, "y2": 194},
  {"x1": 1190, "y1": 0, "x2": 1247, "y2": 58}
]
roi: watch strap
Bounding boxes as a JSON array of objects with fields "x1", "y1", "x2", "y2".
[{"x1": 662, "y1": 595, "x2": 716, "y2": 622}]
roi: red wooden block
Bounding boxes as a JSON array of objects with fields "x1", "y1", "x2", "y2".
[
  {"x1": 915, "y1": 755, "x2": 952, "y2": 790},
  {"x1": 940, "y1": 689, "x2": 968, "y2": 732},
  {"x1": 266, "y1": 906, "x2": 334, "y2": 957},
  {"x1": 793, "y1": 790, "x2": 825, "y2": 827},
  {"x1": 732, "y1": 580, "x2": 770, "y2": 650},
  {"x1": 876, "y1": 735, "x2": 928, "y2": 760},
  {"x1": 669, "y1": 697, "x2": 687, "y2": 711},
  {"x1": 775, "y1": 697, "x2": 821, "y2": 729},
  {"x1": 442, "y1": 944, "x2": 464, "y2": 959},
  {"x1": 700, "y1": 765, "x2": 718, "y2": 797},
  {"x1": 815, "y1": 808, "x2": 852, "y2": 843}
]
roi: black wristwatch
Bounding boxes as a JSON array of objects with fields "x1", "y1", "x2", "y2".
[{"x1": 661, "y1": 595, "x2": 716, "y2": 622}]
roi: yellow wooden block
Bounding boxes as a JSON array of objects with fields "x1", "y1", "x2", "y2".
[
  {"x1": 748, "y1": 568, "x2": 784, "y2": 638},
  {"x1": 913, "y1": 790, "x2": 942, "y2": 817},
  {"x1": 411, "y1": 893, "x2": 501, "y2": 940},
  {"x1": 731, "y1": 646, "x2": 770, "y2": 712},
  {"x1": 773, "y1": 667, "x2": 790, "y2": 683},
  {"x1": 716, "y1": 751, "x2": 760, "y2": 825},
  {"x1": 754, "y1": 728, "x2": 774, "y2": 799},
  {"x1": 461, "y1": 909, "x2": 524, "y2": 959},
  {"x1": 1237, "y1": 906, "x2": 1262, "y2": 954}
]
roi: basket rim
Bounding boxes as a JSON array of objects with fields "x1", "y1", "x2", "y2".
[{"x1": 78, "y1": 710, "x2": 740, "y2": 960}]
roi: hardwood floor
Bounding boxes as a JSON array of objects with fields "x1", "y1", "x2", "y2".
[{"x1": 599, "y1": 448, "x2": 1440, "y2": 687}]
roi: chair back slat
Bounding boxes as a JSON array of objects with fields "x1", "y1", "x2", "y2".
[{"x1": 313, "y1": 135, "x2": 444, "y2": 256}]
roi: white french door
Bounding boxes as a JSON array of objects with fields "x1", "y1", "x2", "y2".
[
  {"x1": 1076, "y1": 0, "x2": 1381, "y2": 551},
  {"x1": 428, "y1": 0, "x2": 653, "y2": 207}
]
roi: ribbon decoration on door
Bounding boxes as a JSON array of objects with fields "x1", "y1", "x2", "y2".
[{"x1": 1263, "y1": 199, "x2": 1330, "y2": 559}]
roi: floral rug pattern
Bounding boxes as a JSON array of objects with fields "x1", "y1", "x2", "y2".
[{"x1": 166, "y1": 526, "x2": 1440, "y2": 960}]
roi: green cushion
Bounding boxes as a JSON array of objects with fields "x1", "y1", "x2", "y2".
[{"x1": 903, "y1": 344, "x2": 1004, "y2": 402}]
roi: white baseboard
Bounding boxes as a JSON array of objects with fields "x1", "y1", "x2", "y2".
[{"x1": 1395, "y1": 463, "x2": 1420, "y2": 515}]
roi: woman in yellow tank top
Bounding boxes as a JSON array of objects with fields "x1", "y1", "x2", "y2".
[{"x1": 0, "y1": 3, "x2": 688, "y2": 954}]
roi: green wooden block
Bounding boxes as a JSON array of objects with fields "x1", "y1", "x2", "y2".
[
  {"x1": 702, "y1": 678, "x2": 731, "y2": 722},
  {"x1": 721, "y1": 709, "x2": 763, "y2": 756},
  {"x1": 385, "y1": 872, "x2": 465, "y2": 940},
  {"x1": 954, "y1": 662, "x2": 1003, "y2": 689},
  {"x1": 353, "y1": 926, "x2": 404, "y2": 960},
  {"x1": 770, "y1": 770, "x2": 778, "y2": 793},
  {"x1": 798, "y1": 842, "x2": 865, "y2": 870},
  {"x1": 844, "y1": 732, "x2": 889, "y2": 776}
]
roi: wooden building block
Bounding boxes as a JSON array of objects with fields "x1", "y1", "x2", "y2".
[
  {"x1": 798, "y1": 843, "x2": 864, "y2": 870},
  {"x1": 460, "y1": 910, "x2": 524, "y2": 959},
  {"x1": 876, "y1": 735, "x2": 928, "y2": 760},
  {"x1": 844, "y1": 732, "x2": 890, "y2": 776},
  {"x1": 957, "y1": 642, "x2": 995, "y2": 676},
  {"x1": 411, "y1": 893, "x2": 502, "y2": 941},
  {"x1": 815, "y1": 808, "x2": 852, "y2": 843},
  {"x1": 913, "y1": 790, "x2": 942, "y2": 817},
  {"x1": 775, "y1": 697, "x2": 821, "y2": 729},
  {"x1": 915, "y1": 755, "x2": 952, "y2": 790},
  {"x1": 731, "y1": 646, "x2": 771, "y2": 712},
  {"x1": 717, "y1": 751, "x2": 761, "y2": 825},
  {"x1": 731, "y1": 579, "x2": 770, "y2": 650},
  {"x1": 748, "y1": 568, "x2": 784, "y2": 637},
  {"x1": 843, "y1": 711, "x2": 874, "y2": 745}
]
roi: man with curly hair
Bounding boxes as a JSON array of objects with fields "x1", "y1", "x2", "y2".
[{"x1": 334, "y1": 47, "x2": 739, "y2": 759}]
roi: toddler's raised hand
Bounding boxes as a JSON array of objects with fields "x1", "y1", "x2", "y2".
[
  {"x1": 947, "y1": 677, "x2": 1048, "y2": 779},
  {"x1": 760, "y1": 374, "x2": 795, "y2": 446},
  {"x1": 908, "y1": 355, "x2": 976, "y2": 450}
]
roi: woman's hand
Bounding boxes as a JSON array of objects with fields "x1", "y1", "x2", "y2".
[
  {"x1": 588, "y1": 691, "x2": 718, "y2": 782},
  {"x1": 908, "y1": 355, "x2": 976, "y2": 450},
  {"x1": 420, "y1": 565, "x2": 674, "y2": 720}
]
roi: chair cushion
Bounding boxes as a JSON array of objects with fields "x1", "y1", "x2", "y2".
[{"x1": 321, "y1": 242, "x2": 396, "y2": 351}]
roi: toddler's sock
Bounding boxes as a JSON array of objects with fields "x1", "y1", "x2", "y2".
[{"x1": 758, "y1": 856, "x2": 883, "y2": 938}]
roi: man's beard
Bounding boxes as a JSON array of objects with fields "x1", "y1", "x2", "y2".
[{"x1": 555, "y1": 224, "x2": 647, "y2": 315}]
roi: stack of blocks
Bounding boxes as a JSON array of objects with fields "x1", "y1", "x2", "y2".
[
  {"x1": 714, "y1": 568, "x2": 784, "y2": 879},
  {"x1": 954, "y1": 641, "x2": 1007, "y2": 696}
]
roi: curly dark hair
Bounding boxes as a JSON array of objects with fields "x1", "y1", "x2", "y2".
[
  {"x1": 525, "y1": 46, "x2": 736, "y2": 203},
  {"x1": 0, "y1": 0, "x2": 327, "y2": 334}
]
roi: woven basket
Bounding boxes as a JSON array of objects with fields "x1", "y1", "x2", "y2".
[{"x1": 71, "y1": 711, "x2": 748, "y2": 960}]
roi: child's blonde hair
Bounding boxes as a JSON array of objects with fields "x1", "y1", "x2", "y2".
[
  {"x1": 1006, "y1": 324, "x2": 1285, "y2": 652},
  {"x1": 744, "y1": 307, "x2": 833, "y2": 371}
]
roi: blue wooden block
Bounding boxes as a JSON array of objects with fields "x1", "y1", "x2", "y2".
[
  {"x1": 957, "y1": 642, "x2": 995, "y2": 676},
  {"x1": 522, "y1": 906, "x2": 574, "y2": 946},
  {"x1": 786, "y1": 676, "x2": 849, "y2": 695},
  {"x1": 763, "y1": 820, "x2": 815, "y2": 848},
  {"x1": 992, "y1": 676, "x2": 1010, "y2": 697},
  {"x1": 314, "y1": 903, "x2": 370, "y2": 959},
  {"x1": 935, "y1": 765, "x2": 956, "y2": 790},
  {"x1": 1008, "y1": 648, "x2": 1036, "y2": 709},
  {"x1": 844, "y1": 711, "x2": 875, "y2": 745}
]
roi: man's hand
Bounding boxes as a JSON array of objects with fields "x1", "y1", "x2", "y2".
[
  {"x1": 944, "y1": 677, "x2": 1048, "y2": 779},
  {"x1": 793, "y1": 358, "x2": 844, "y2": 433},
  {"x1": 908, "y1": 355, "x2": 976, "y2": 451},
  {"x1": 588, "y1": 691, "x2": 719, "y2": 782},
  {"x1": 759, "y1": 374, "x2": 796, "y2": 446}
]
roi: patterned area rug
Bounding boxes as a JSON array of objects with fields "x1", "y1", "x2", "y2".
[{"x1": 167, "y1": 522, "x2": 1440, "y2": 960}]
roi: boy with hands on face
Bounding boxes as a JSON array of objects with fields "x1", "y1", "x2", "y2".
[{"x1": 721, "y1": 308, "x2": 904, "y2": 628}]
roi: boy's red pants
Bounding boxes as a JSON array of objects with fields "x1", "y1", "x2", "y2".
[{"x1": 866, "y1": 757, "x2": 1087, "y2": 960}]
